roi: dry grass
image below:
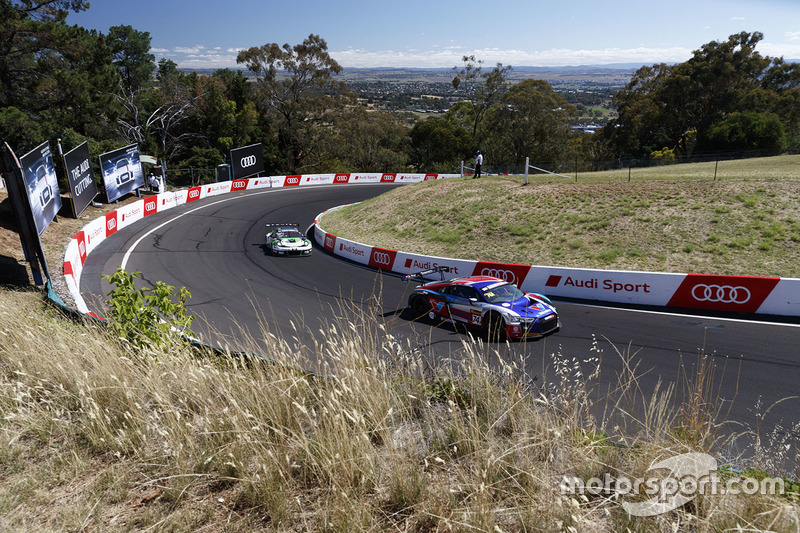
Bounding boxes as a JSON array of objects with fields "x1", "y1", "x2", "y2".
[
  {"x1": 321, "y1": 155, "x2": 800, "y2": 277},
  {"x1": 1, "y1": 288, "x2": 797, "y2": 532}
]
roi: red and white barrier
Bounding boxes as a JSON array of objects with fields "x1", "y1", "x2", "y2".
[
  {"x1": 313, "y1": 206, "x2": 800, "y2": 316},
  {"x1": 61, "y1": 173, "x2": 459, "y2": 315}
]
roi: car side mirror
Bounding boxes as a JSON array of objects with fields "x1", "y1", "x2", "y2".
[{"x1": 469, "y1": 297, "x2": 478, "y2": 303}]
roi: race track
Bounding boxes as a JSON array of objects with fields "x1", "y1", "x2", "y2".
[{"x1": 79, "y1": 184, "x2": 800, "y2": 453}]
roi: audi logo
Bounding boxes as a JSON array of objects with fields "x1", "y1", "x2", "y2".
[
  {"x1": 481, "y1": 268, "x2": 517, "y2": 283},
  {"x1": 286, "y1": 177, "x2": 300, "y2": 185},
  {"x1": 79, "y1": 242, "x2": 86, "y2": 256},
  {"x1": 107, "y1": 218, "x2": 116, "y2": 230},
  {"x1": 240, "y1": 155, "x2": 257, "y2": 168},
  {"x1": 372, "y1": 252, "x2": 392, "y2": 266},
  {"x1": 188, "y1": 190, "x2": 199, "y2": 198},
  {"x1": 335, "y1": 175, "x2": 349, "y2": 182},
  {"x1": 232, "y1": 180, "x2": 246, "y2": 189},
  {"x1": 691, "y1": 284, "x2": 751, "y2": 304},
  {"x1": 325, "y1": 236, "x2": 334, "y2": 248}
]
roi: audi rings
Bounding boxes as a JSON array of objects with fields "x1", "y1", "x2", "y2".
[
  {"x1": 240, "y1": 155, "x2": 257, "y2": 168},
  {"x1": 372, "y1": 251, "x2": 393, "y2": 266},
  {"x1": 481, "y1": 268, "x2": 517, "y2": 284},
  {"x1": 691, "y1": 284, "x2": 751, "y2": 304}
]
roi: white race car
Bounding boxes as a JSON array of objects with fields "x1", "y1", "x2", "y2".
[{"x1": 265, "y1": 224, "x2": 312, "y2": 256}]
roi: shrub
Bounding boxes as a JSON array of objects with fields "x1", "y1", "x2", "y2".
[{"x1": 103, "y1": 268, "x2": 194, "y2": 349}]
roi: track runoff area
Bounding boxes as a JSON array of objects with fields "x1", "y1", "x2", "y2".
[{"x1": 66, "y1": 176, "x2": 800, "y2": 457}]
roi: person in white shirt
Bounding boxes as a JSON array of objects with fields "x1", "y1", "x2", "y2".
[{"x1": 473, "y1": 150, "x2": 483, "y2": 178}]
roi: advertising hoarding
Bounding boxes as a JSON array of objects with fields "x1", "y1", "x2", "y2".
[
  {"x1": 230, "y1": 143, "x2": 264, "y2": 180},
  {"x1": 63, "y1": 141, "x2": 97, "y2": 217},
  {"x1": 99, "y1": 144, "x2": 144, "y2": 202},
  {"x1": 20, "y1": 141, "x2": 62, "y2": 235}
]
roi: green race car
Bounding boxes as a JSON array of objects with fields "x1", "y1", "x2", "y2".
[{"x1": 265, "y1": 224, "x2": 312, "y2": 256}]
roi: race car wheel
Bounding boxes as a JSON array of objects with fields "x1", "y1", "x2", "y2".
[
  {"x1": 410, "y1": 295, "x2": 432, "y2": 320},
  {"x1": 484, "y1": 312, "x2": 507, "y2": 342}
]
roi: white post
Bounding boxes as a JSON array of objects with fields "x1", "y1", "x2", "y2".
[
  {"x1": 461, "y1": 160, "x2": 464, "y2": 177},
  {"x1": 524, "y1": 156, "x2": 529, "y2": 185}
]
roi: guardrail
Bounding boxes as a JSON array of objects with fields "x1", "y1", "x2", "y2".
[{"x1": 313, "y1": 205, "x2": 800, "y2": 317}]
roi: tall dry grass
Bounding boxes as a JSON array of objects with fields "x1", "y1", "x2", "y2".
[{"x1": 0, "y1": 287, "x2": 797, "y2": 532}]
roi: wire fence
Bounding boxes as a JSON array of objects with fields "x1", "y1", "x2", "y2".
[
  {"x1": 160, "y1": 149, "x2": 799, "y2": 190},
  {"x1": 462, "y1": 149, "x2": 800, "y2": 183}
]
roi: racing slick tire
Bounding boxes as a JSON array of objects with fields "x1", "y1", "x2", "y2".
[{"x1": 410, "y1": 294, "x2": 433, "y2": 321}]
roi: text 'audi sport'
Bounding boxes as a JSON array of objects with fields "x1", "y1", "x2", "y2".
[
  {"x1": 265, "y1": 224, "x2": 312, "y2": 256},
  {"x1": 405, "y1": 267, "x2": 560, "y2": 340}
]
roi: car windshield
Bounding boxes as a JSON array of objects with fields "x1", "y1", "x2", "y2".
[
  {"x1": 277, "y1": 229, "x2": 303, "y2": 239},
  {"x1": 481, "y1": 283, "x2": 526, "y2": 304}
]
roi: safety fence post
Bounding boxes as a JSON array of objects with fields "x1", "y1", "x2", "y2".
[{"x1": 524, "y1": 156, "x2": 529, "y2": 185}]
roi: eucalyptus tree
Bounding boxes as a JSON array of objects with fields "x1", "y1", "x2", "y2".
[
  {"x1": 451, "y1": 55, "x2": 512, "y2": 147},
  {"x1": 107, "y1": 25, "x2": 158, "y2": 148},
  {"x1": 237, "y1": 34, "x2": 353, "y2": 172},
  {"x1": 408, "y1": 116, "x2": 471, "y2": 172},
  {"x1": 483, "y1": 78, "x2": 576, "y2": 168},
  {"x1": 604, "y1": 31, "x2": 798, "y2": 158}
]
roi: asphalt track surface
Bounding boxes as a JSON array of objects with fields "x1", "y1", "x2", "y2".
[{"x1": 80, "y1": 184, "x2": 800, "y2": 459}]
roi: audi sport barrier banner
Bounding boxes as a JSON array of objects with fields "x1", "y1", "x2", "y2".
[
  {"x1": 59, "y1": 171, "x2": 800, "y2": 318},
  {"x1": 63, "y1": 141, "x2": 97, "y2": 217},
  {"x1": 99, "y1": 144, "x2": 144, "y2": 203},
  {"x1": 230, "y1": 143, "x2": 264, "y2": 180},
  {"x1": 313, "y1": 205, "x2": 800, "y2": 317},
  {"x1": 20, "y1": 141, "x2": 63, "y2": 235}
]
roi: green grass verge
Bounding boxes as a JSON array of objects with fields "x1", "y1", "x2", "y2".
[{"x1": 321, "y1": 154, "x2": 800, "y2": 277}]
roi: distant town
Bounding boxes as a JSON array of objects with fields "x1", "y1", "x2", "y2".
[{"x1": 186, "y1": 65, "x2": 639, "y2": 128}]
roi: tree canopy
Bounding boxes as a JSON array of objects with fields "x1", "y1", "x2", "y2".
[
  {"x1": 237, "y1": 34, "x2": 352, "y2": 172},
  {"x1": 602, "y1": 31, "x2": 800, "y2": 159}
]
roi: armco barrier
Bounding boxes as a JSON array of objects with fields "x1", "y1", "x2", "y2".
[
  {"x1": 61, "y1": 173, "x2": 458, "y2": 316},
  {"x1": 313, "y1": 205, "x2": 800, "y2": 317}
]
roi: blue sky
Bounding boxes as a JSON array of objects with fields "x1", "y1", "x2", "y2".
[{"x1": 68, "y1": 0, "x2": 800, "y2": 69}]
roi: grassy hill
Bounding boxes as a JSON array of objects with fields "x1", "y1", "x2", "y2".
[{"x1": 321, "y1": 155, "x2": 800, "y2": 278}]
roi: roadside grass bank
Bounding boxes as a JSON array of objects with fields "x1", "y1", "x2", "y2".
[
  {"x1": 1, "y1": 289, "x2": 798, "y2": 532},
  {"x1": 321, "y1": 155, "x2": 800, "y2": 277}
]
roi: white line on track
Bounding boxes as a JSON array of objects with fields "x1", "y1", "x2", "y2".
[
  {"x1": 120, "y1": 184, "x2": 354, "y2": 270},
  {"x1": 121, "y1": 193, "x2": 264, "y2": 270},
  {"x1": 564, "y1": 301, "x2": 800, "y2": 328}
]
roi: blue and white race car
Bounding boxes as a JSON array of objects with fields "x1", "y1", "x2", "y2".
[
  {"x1": 265, "y1": 224, "x2": 312, "y2": 256},
  {"x1": 405, "y1": 267, "x2": 560, "y2": 340}
]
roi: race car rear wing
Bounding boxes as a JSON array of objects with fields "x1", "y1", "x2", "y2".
[
  {"x1": 265, "y1": 223, "x2": 300, "y2": 228},
  {"x1": 402, "y1": 266, "x2": 450, "y2": 283}
]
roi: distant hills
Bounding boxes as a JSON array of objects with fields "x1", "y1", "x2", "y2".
[
  {"x1": 183, "y1": 59, "x2": 800, "y2": 85},
  {"x1": 182, "y1": 64, "x2": 644, "y2": 87}
]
